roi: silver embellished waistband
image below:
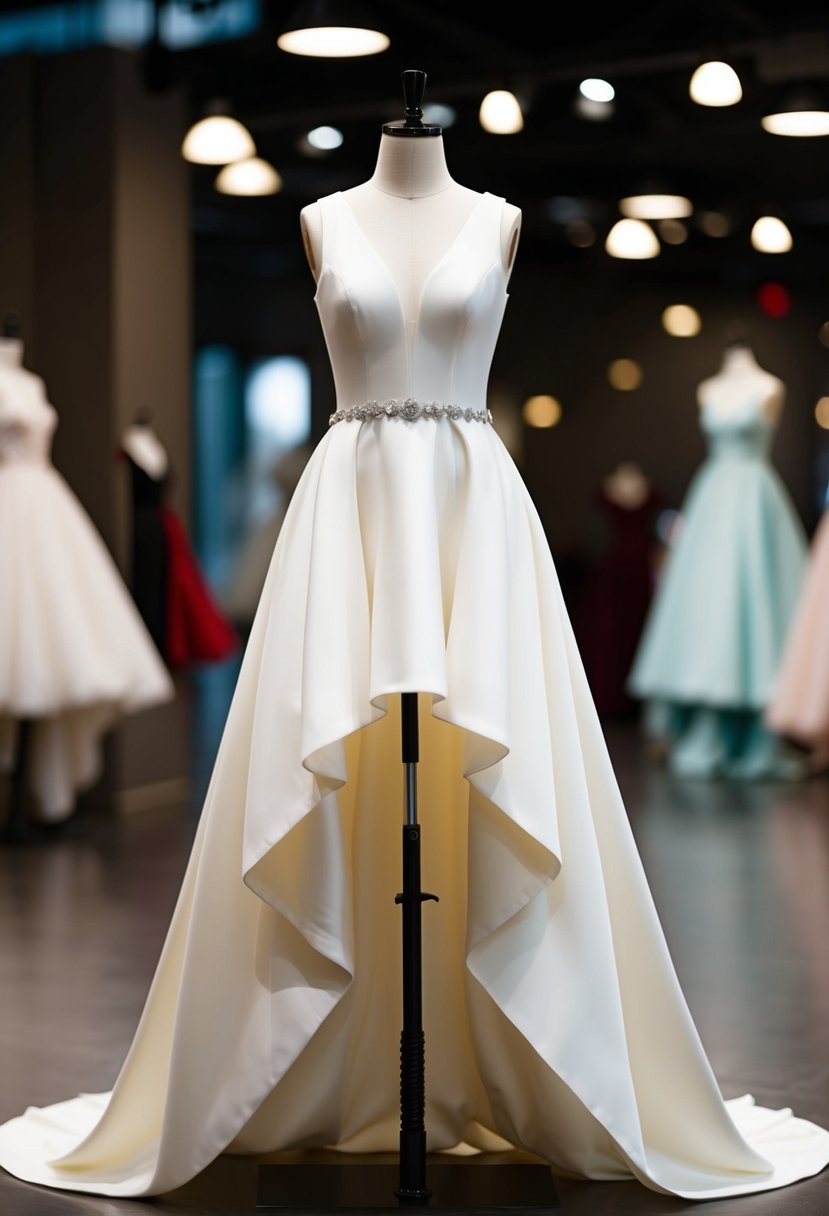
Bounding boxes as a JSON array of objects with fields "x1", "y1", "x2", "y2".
[{"x1": 328, "y1": 398, "x2": 493, "y2": 426}]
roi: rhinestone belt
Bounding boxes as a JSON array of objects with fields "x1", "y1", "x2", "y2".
[{"x1": 328, "y1": 398, "x2": 493, "y2": 426}]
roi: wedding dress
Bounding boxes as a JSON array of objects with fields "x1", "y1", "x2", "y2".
[
  {"x1": 1, "y1": 191, "x2": 827, "y2": 1198},
  {"x1": 0, "y1": 350, "x2": 174, "y2": 819}
]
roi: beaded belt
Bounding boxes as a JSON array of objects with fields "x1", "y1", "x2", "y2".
[{"x1": 328, "y1": 398, "x2": 492, "y2": 426}]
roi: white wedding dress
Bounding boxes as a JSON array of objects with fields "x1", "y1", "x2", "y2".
[
  {"x1": 1, "y1": 191, "x2": 827, "y2": 1199},
  {"x1": 0, "y1": 352, "x2": 174, "y2": 819}
]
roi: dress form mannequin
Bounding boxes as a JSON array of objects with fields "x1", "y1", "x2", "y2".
[
  {"x1": 120, "y1": 410, "x2": 169, "y2": 480},
  {"x1": 602, "y1": 460, "x2": 651, "y2": 509},
  {"x1": 698, "y1": 340, "x2": 785, "y2": 424},
  {"x1": 299, "y1": 70, "x2": 527, "y2": 1207},
  {"x1": 0, "y1": 320, "x2": 37, "y2": 843},
  {"x1": 300, "y1": 107, "x2": 521, "y2": 302}
]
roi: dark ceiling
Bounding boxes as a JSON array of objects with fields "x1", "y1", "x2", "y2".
[{"x1": 133, "y1": 0, "x2": 829, "y2": 285}]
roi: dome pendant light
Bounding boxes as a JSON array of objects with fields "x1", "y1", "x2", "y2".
[
  {"x1": 689, "y1": 61, "x2": 742, "y2": 106},
  {"x1": 277, "y1": 0, "x2": 389, "y2": 57},
  {"x1": 762, "y1": 85, "x2": 829, "y2": 136},
  {"x1": 605, "y1": 218, "x2": 660, "y2": 259},
  {"x1": 182, "y1": 99, "x2": 255, "y2": 164}
]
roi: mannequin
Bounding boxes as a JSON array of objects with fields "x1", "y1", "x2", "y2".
[
  {"x1": 576, "y1": 461, "x2": 661, "y2": 717},
  {"x1": 601, "y1": 459, "x2": 651, "y2": 509},
  {"x1": 0, "y1": 318, "x2": 34, "y2": 842},
  {"x1": 0, "y1": 324, "x2": 173, "y2": 836},
  {"x1": 3, "y1": 73, "x2": 829, "y2": 1208},
  {"x1": 698, "y1": 339, "x2": 785, "y2": 423},
  {"x1": 118, "y1": 412, "x2": 237, "y2": 669},
  {"x1": 120, "y1": 409, "x2": 169, "y2": 480},
  {"x1": 628, "y1": 336, "x2": 805, "y2": 779},
  {"x1": 300, "y1": 130, "x2": 520, "y2": 300}
]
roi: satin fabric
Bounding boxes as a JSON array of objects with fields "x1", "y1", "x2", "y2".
[
  {"x1": 0, "y1": 389, "x2": 174, "y2": 819},
  {"x1": 1, "y1": 191, "x2": 827, "y2": 1198},
  {"x1": 627, "y1": 397, "x2": 807, "y2": 778}
]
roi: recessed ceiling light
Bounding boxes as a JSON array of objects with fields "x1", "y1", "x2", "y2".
[{"x1": 422, "y1": 103, "x2": 457, "y2": 128}]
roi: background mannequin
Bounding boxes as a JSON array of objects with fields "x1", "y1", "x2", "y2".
[
  {"x1": 118, "y1": 411, "x2": 237, "y2": 670},
  {"x1": 0, "y1": 331, "x2": 173, "y2": 834},
  {"x1": 576, "y1": 459, "x2": 661, "y2": 716},
  {"x1": 628, "y1": 336, "x2": 806, "y2": 778},
  {"x1": 119, "y1": 410, "x2": 169, "y2": 655}
]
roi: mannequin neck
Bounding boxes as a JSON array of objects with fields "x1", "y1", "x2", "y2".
[
  {"x1": 369, "y1": 133, "x2": 454, "y2": 199},
  {"x1": 720, "y1": 344, "x2": 761, "y2": 374},
  {"x1": 0, "y1": 337, "x2": 23, "y2": 368}
]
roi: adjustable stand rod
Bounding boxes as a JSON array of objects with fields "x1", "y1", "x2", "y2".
[{"x1": 395, "y1": 693, "x2": 438, "y2": 1203}]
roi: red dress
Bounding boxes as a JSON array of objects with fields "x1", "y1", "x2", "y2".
[
  {"x1": 575, "y1": 486, "x2": 661, "y2": 717},
  {"x1": 161, "y1": 505, "x2": 238, "y2": 670}
]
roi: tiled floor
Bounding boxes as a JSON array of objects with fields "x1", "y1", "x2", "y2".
[{"x1": 1, "y1": 697, "x2": 829, "y2": 1215}]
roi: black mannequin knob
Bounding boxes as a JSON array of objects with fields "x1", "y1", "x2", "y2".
[{"x1": 383, "y1": 68, "x2": 441, "y2": 138}]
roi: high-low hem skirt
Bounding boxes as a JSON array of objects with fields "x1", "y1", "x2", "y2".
[{"x1": 0, "y1": 419, "x2": 826, "y2": 1197}]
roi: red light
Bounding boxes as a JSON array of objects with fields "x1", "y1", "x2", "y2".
[{"x1": 757, "y1": 282, "x2": 792, "y2": 318}]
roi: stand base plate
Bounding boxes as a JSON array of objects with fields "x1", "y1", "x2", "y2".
[{"x1": 257, "y1": 1159, "x2": 559, "y2": 1212}]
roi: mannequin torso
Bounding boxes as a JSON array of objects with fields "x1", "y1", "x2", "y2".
[
  {"x1": 697, "y1": 344, "x2": 784, "y2": 424},
  {"x1": 300, "y1": 133, "x2": 521, "y2": 319},
  {"x1": 602, "y1": 460, "x2": 651, "y2": 509},
  {"x1": 121, "y1": 422, "x2": 169, "y2": 480}
]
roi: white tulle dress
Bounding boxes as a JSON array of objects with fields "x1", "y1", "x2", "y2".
[
  {"x1": 0, "y1": 192, "x2": 827, "y2": 1199},
  {"x1": 0, "y1": 349, "x2": 174, "y2": 819}
]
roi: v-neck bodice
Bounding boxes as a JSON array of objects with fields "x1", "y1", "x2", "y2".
[{"x1": 313, "y1": 189, "x2": 509, "y2": 410}]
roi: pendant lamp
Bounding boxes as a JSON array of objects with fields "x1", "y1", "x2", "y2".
[{"x1": 277, "y1": 0, "x2": 389, "y2": 57}]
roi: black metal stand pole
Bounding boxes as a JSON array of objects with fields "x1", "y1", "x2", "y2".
[
  {"x1": 1, "y1": 718, "x2": 33, "y2": 845},
  {"x1": 395, "y1": 693, "x2": 438, "y2": 1202}
]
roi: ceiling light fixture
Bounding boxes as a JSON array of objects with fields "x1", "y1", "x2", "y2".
[
  {"x1": 761, "y1": 85, "x2": 829, "y2": 136},
  {"x1": 662, "y1": 305, "x2": 701, "y2": 337},
  {"x1": 579, "y1": 78, "x2": 615, "y2": 103},
  {"x1": 751, "y1": 216, "x2": 793, "y2": 253},
  {"x1": 182, "y1": 100, "x2": 255, "y2": 164},
  {"x1": 277, "y1": 0, "x2": 389, "y2": 57},
  {"x1": 605, "y1": 218, "x2": 660, "y2": 259},
  {"x1": 689, "y1": 61, "x2": 742, "y2": 107},
  {"x1": 620, "y1": 193, "x2": 692, "y2": 220},
  {"x1": 307, "y1": 125, "x2": 344, "y2": 150},
  {"x1": 479, "y1": 90, "x2": 524, "y2": 134},
  {"x1": 215, "y1": 157, "x2": 282, "y2": 196}
]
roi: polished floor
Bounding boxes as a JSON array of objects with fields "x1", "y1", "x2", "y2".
[{"x1": 2, "y1": 682, "x2": 829, "y2": 1215}]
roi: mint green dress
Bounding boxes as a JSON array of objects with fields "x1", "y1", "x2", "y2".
[{"x1": 627, "y1": 396, "x2": 807, "y2": 778}]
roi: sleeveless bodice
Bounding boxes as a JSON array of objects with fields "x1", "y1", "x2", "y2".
[
  {"x1": 700, "y1": 396, "x2": 776, "y2": 463},
  {"x1": 313, "y1": 191, "x2": 509, "y2": 410},
  {"x1": 0, "y1": 382, "x2": 57, "y2": 468}
]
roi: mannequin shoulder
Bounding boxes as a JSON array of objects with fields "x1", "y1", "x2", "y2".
[
  {"x1": 499, "y1": 199, "x2": 522, "y2": 278},
  {"x1": 299, "y1": 201, "x2": 323, "y2": 283}
]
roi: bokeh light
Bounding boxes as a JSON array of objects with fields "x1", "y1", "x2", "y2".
[
  {"x1": 522, "y1": 395, "x2": 562, "y2": 427},
  {"x1": 757, "y1": 283, "x2": 792, "y2": 319},
  {"x1": 816, "y1": 397, "x2": 829, "y2": 429},
  {"x1": 608, "y1": 359, "x2": 643, "y2": 390},
  {"x1": 662, "y1": 305, "x2": 701, "y2": 337}
]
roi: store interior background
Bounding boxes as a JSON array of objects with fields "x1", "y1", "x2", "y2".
[{"x1": 2, "y1": 0, "x2": 829, "y2": 810}]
